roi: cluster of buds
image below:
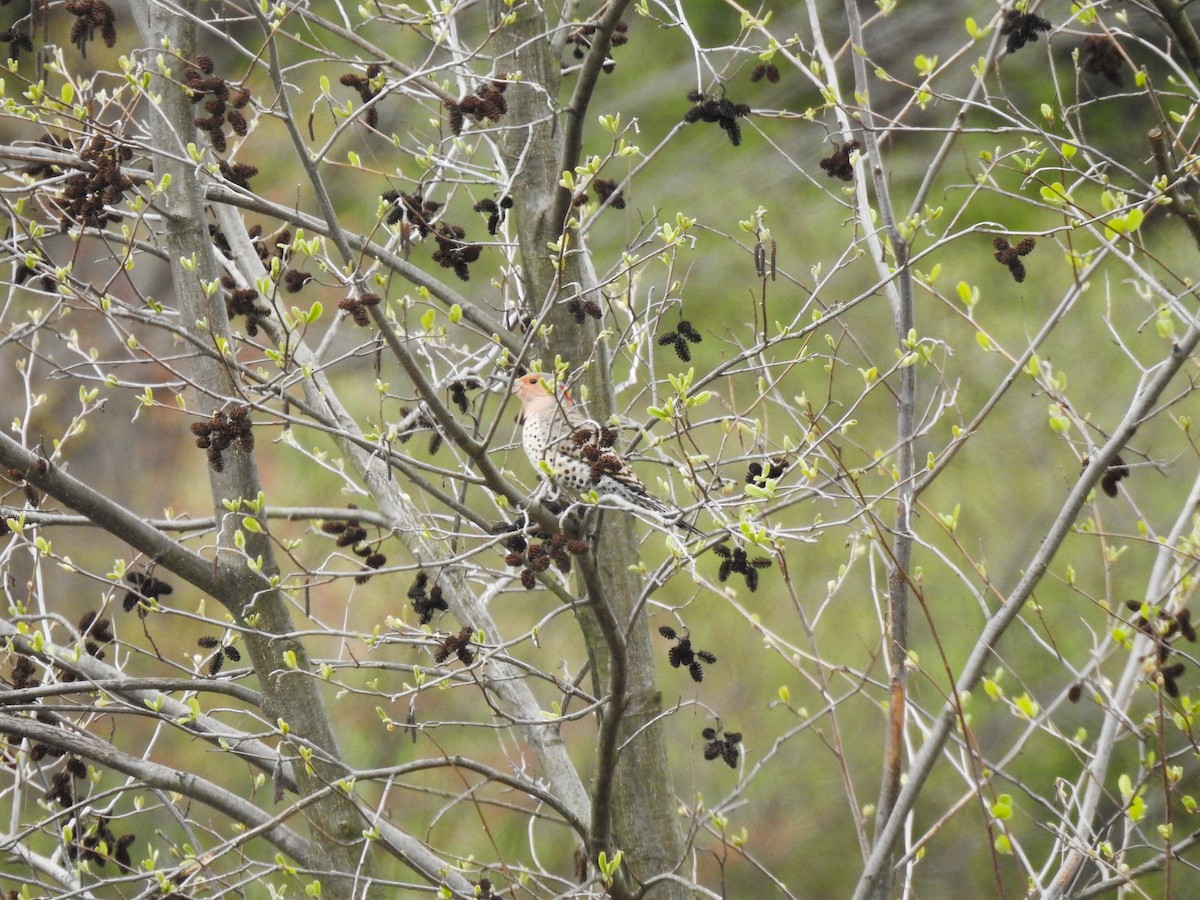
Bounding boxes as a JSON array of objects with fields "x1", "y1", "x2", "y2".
[
  {"x1": 322, "y1": 508, "x2": 387, "y2": 584},
  {"x1": 447, "y1": 79, "x2": 508, "y2": 136},
  {"x1": 746, "y1": 456, "x2": 788, "y2": 486},
  {"x1": 218, "y1": 158, "x2": 259, "y2": 190},
  {"x1": 1085, "y1": 453, "x2": 1130, "y2": 498},
  {"x1": 1126, "y1": 602, "x2": 1197, "y2": 698},
  {"x1": 122, "y1": 571, "x2": 173, "y2": 615},
  {"x1": 712, "y1": 543, "x2": 773, "y2": 592},
  {"x1": 338, "y1": 291, "x2": 381, "y2": 327},
  {"x1": 1, "y1": 26, "x2": 33, "y2": 59},
  {"x1": 820, "y1": 139, "x2": 860, "y2": 182},
  {"x1": 571, "y1": 177, "x2": 625, "y2": 211},
  {"x1": 71, "y1": 814, "x2": 136, "y2": 870},
  {"x1": 566, "y1": 297, "x2": 602, "y2": 324},
  {"x1": 592, "y1": 178, "x2": 625, "y2": 210},
  {"x1": 473, "y1": 196, "x2": 513, "y2": 235},
  {"x1": 44, "y1": 756, "x2": 88, "y2": 808},
  {"x1": 433, "y1": 626, "x2": 476, "y2": 665},
  {"x1": 1000, "y1": 8, "x2": 1051, "y2": 55},
  {"x1": 657, "y1": 320, "x2": 703, "y2": 362},
  {"x1": 383, "y1": 190, "x2": 440, "y2": 236},
  {"x1": 431, "y1": 221, "x2": 483, "y2": 281},
  {"x1": 658, "y1": 626, "x2": 717, "y2": 683},
  {"x1": 750, "y1": 62, "x2": 780, "y2": 83},
  {"x1": 1083, "y1": 35, "x2": 1123, "y2": 86},
  {"x1": 394, "y1": 406, "x2": 443, "y2": 455},
  {"x1": 60, "y1": 135, "x2": 133, "y2": 230},
  {"x1": 66, "y1": 0, "x2": 117, "y2": 56},
  {"x1": 683, "y1": 91, "x2": 751, "y2": 147},
  {"x1": 407, "y1": 572, "x2": 449, "y2": 625},
  {"x1": 190, "y1": 406, "x2": 255, "y2": 472},
  {"x1": 186, "y1": 56, "x2": 251, "y2": 154},
  {"x1": 6, "y1": 466, "x2": 43, "y2": 508},
  {"x1": 566, "y1": 19, "x2": 628, "y2": 62},
  {"x1": 340, "y1": 63, "x2": 384, "y2": 129},
  {"x1": 993, "y1": 236, "x2": 1036, "y2": 283},
  {"x1": 701, "y1": 726, "x2": 742, "y2": 768},
  {"x1": 77, "y1": 612, "x2": 113, "y2": 662},
  {"x1": 56, "y1": 612, "x2": 114, "y2": 684},
  {"x1": 503, "y1": 530, "x2": 589, "y2": 589},
  {"x1": 197, "y1": 635, "x2": 242, "y2": 677}
]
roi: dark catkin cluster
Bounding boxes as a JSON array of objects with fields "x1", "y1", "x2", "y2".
[
  {"x1": 122, "y1": 571, "x2": 173, "y2": 615},
  {"x1": 750, "y1": 62, "x2": 780, "y2": 83},
  {"x1": 11, "y1": 654, "x2": 39, "y2": 690},
  {"x1": 381, "y1": 190, "x2": 481, "y2": 278},
  {"x1": 190, "y1": 406, "x2": 254, "y2": 472},
  {"x1": 184, "y1": 55, "x2": 252, "y2": 155},
  {"x1": 683, "y1": 91, "x2": 751, "y2": 147},
  {"x1": 658, "y1": 626, "x2": 717, "y2": 683},
  {"x1": 474, "y1": 878, "x2": 498, "y2": 899},
  {"x1": 0, "y1": 26, "x2": 32, "y2": 58},
  {"x1": 712, "y1": 543, "x2": 773, "y2": 592},
  {"x1": 72, "y1": 815, "x2": 136, "y2": 870},
  {"x1": 820, "y1": 139, "x2": 860, "y2": 182},
  {"x1": 993, "y1": 236, "x2": 1035, "y2": 282},
  {"x1": 283, "y1": 268, "x2": 312, "y2": 293},
  {"x1": 14, "y1": 260, "x2": 55, "y2": 293},
  {"x1": 407, "y1": 572, "x2": 448, "y2": 625},
  {"x1": 321, "y1": 508, "x2": 387, "y2": 584},
  {"x1": 504, "y1": 531, "x2": 589, "y2": 589},
  {"x1": 1083, "y1": 453, "x2": 1131, "y2": 497},
  {"x1": 220, "y1": 274, "x2": 268, "y2": 335},
  {"x1": 702, "y1": 726, "x2": 741, "y2": 768},
  {"x1": 338, "y1": 291, "x2": 381, "y2": 327},
  {"x1": 657, "y1": 320, "x2": 703, "y2": 362},
  {"x1": 592, "y1": 178, "x2": 625, "y2": 210},
  {"x1": 566, "y1": 297, "x2": 602, "y2": 324},
  {"x1": 44, "y1": 758, "x2": 84, "y2": 808},
  {"x1": 382, "y1": 189, "x2": 440, "y2": 235},
  {"x1": 197, "y1": 635, "x2": 242, "y2": 677},
  {"x1": 567, "y1": 18, "x2": 628, "y2": 61},
  {"x1": 26, "y1": 710, "x2": 65, "y2": 762},
  {"x1": 1125, "y1": 602, "x2": 1197, "y2": 698},
  {"x1": 65, "y1": 0, "x2": 116, "y2": 56},
  {"x1": 431, "y1": 221, "x2": 482, "y2": 281},
  {"x1": 1082, "y1": 36, "x2": 1123, "y2": 86},
  {"x1": 78, "y1": 612, "x2": 114, "y2": 662},
  {"x1": 567, "y1": 423, "x2": 629, "y2": 488},
  {"x1": 340, "y1": 63, "x2": 384, "y2": 129},
  {"x1": 6, "y1": 465, "x2": 43, "y2": 508},
  {"x1": 23, "y1": 133, "x2": 75, "y2": 180},
  {"x1": 59, "y1": 135, "x2": 133, "y2": 230},
  {"x1": 1000, "y1": 8, "x2": 1051, "y2": 55},
  {"x1": 248, "y1": 224, "x2": 291, "y2": 265},
  {"x1": 394, "y1": 406, "x2": 443, "y2": 454},
  {"x1": 446, "y1": 78, "x2": 508, "y2": 136},
  {"x1": 434, "y1": 626, "x2": 475, "y2": 665},
  {"x1": 210, "y1": 222, "x2": 287, "y2": 331},
  {"x1": 746, "y1": 456, "x2": 788, "y2": 485},
  {"x1": 473, "y1": 195, "x2": 512, "y2": 235},
  {"x1": 218, "y1": 158, "x2": 258, "y2": 190},
  {"x1": 449, "y1": 381, "x2": 468, "y2": 413}
]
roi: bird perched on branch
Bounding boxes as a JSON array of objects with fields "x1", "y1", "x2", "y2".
[{"x1": 511, "y1": 372, "x2": 703, "y2": 535}]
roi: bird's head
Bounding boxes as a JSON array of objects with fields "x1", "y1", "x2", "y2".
[{"x1": 511, "y1": 372, "x2": 571, "y2": 413}]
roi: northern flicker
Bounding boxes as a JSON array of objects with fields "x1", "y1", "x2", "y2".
[{"x1": 511, "y1": 372, "x2": 702, "y2": 534}]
